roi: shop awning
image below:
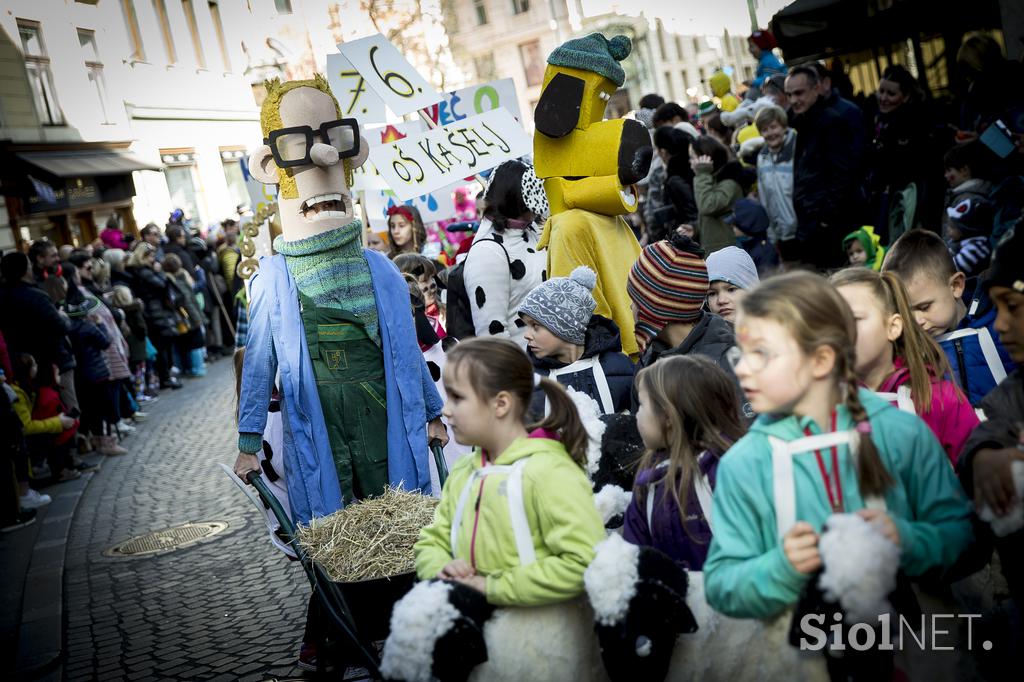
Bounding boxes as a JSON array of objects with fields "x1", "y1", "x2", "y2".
[
  {"x1": 770, "y1": 0, "x2": 1001, "y2": 62},
  {"x1": 16, "y1": 149, "x2": 160, "y2": 177}
]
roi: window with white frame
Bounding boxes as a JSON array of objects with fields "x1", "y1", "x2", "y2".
[
  {"x1": 220, "y1": 148, "x2": 248, "y2": 209},
  {"x1": 208, "y1": 1, "x2": 231, "y2": 72},
  {"x1": 181, "y1": 0, "x2": 206, "y2": 68},
  {"x1": 78, "y1": 29, "x2": 111, "y2": 124},
  {"x1": 18, "y1": 21, "x2": 63, "y2": 126},
  {"x1": 511, "y1": 0, "x2": 529, "y2": 14},
  {"x1": 120, "y1": 0, "x2": 146, "y2": 61},
  {"x1": 153, "y1": 0, "x2": 177, "y2": 64},
  {"x1": 162, "y1": 149, "x2": 202, "y2": 223},
  {"x1": 473, "y1": 0, "x2": 488, "y2": 25}
]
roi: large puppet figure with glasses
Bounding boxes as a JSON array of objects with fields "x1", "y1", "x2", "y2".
[{"x1": 232, "y1": 76, "x2": 447, "y2": 522}]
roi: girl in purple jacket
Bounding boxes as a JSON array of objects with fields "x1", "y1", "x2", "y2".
[
  {"x1": 832, "y1": 268, "x2": 978, "y2": 465},
  {"x1": 623, "y1": 355, "x2": 746, "y2": 570}
]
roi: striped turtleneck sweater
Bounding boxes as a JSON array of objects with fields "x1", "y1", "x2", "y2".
[{"x1": 274, "y1": 219, "x2": 380, "y2": 345}]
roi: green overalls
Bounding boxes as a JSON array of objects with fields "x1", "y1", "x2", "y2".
[{"x1": 300, "y1": 291, "x2": 389, "y2": 504}]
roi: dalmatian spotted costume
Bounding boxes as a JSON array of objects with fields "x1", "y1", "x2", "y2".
[{"x1": 464, "y1": 162, "x2": 550, "y2": 348}]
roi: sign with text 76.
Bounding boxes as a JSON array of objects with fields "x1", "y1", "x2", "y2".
[
  {"x1": 326, "y1": 53, "x2": 387, "y2": 125},
  {"x1": 337, "y1": 34, "x2": 442, "y2": 118}
]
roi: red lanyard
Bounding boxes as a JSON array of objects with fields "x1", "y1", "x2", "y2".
[{"x1": 804, "y1": 412, "x2": 844, "y2": 513}]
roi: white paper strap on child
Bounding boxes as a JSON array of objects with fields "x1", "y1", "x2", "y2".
[
  {"x1": 940, "y1": 327, "x2": 1008, "y2": 384},
  {"x1": 546, "y1": 357, "x2": 615, "y2": 415},
  {"x1": 874, "y1": 386, "x2": 915, "y2": 414},
  {"x1": 645, "y1": 458, "x2": 714, "y2": 532},
  {"x1": 769, "y1": 432, "x2": 886, "y2": 540},
  {"x1": 694, "y1": 472, "x2": 714, "y2": 533},
  {"x1": 450, "y1": 459, "x2": 536, "y2": 567}
]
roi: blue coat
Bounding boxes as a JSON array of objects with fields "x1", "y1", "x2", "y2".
[
  {"x1": 237, "y1": 251, "x2": 443, "y2": 524},
  {"x1": 939, "y1": 292, "x2": 1016, "y2": 407}
]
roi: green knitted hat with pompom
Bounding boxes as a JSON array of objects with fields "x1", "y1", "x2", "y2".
[{"x1": 547, "y1": 33, "x2": 632, "y2": 87}]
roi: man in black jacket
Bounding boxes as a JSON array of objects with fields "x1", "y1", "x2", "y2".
[
  {"x1": 0, "y1": 252, "x2": 68, "y2": 377},
  {"x1": 163, "y1": 225, "x2": 197, "y2": 272},
  {"x1": 786, "y1": 66, "x2": 859, "y2": 270}
]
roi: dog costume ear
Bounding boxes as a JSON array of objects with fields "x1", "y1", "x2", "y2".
[{"x1": 535, "y1": 73, "x2": 585, "y2": 138}]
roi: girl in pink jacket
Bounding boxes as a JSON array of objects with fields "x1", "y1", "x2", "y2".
[{"x1": 832, "y1": 268, "x2": 978, "y2": 464}]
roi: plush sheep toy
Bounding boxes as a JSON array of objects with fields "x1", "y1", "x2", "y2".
[
  {"x1": 585, "y1": 534, "x2": 697, "y2": 681},
  {"x1": 380, "y1": 580, "x2": 494, "y2": 682},
  {"x1": 381, "y1": 579, "x2": 606, "y2": 682},
  {"x1": 566, "y1": 388, "x2": 644, "y2": 527},
  {"x1": 788, "y1": 513, "x2": 909, "y2": 680}
]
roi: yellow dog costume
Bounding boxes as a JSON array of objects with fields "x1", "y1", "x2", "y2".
[{"x1": 534, "y1": 33, "x2": 652, "y2": 358}]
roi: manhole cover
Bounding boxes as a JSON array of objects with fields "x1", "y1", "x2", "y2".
[{"x1": 104, "y1": 521, "x2": 229, "y2": 557}]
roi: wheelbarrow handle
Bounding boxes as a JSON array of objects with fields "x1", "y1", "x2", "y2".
[
  {"x1": 430, "y1": 438, "x2": 449, "y2": 489},
  {"x1": 243, "y1": 470, "x2": 382, "y2": 677}
]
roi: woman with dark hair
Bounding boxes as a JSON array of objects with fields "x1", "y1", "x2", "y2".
[
  {"x1": 652, "y1": 127, "x2": 698, "y2": 243},
  {"x1": 866, "y1": 64, "x2": 933, "y2": 240},
  {"x1": 387, "y1": 205, "x2": 428, "y2": 258},
  {"x1": 462, "y1": 159, "x2": 549, "y2": 347},
  {"x1": 690, "y1": 136, "x2": 746, "y2": 254}
]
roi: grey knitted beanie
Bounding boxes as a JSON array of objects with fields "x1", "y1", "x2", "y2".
[{"x1": 518, "y1": 266, "x2": 597, "y2": 345}]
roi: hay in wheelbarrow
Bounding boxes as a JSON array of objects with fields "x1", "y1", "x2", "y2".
[{"x1": 296, "y1": 487, "x2": 439, "y2": 583}]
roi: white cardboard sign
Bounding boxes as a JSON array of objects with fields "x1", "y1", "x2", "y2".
[
  {"x1": 326, "y1": 52, "x2": 387, "y2": 124},
  {"x1": 337, "y1": 34, "x2": 442, "y2": 117},
  {"x1": 422, "y1": 78, "x2": 523, "y2": 126},
  {"x1": 362, "y1": 184, "x2": 463, "y2": 232},
  {"x1": 369, "y1": 108, "x2": 529, "y2": 201},
  {"x1": 351, "y1": 121, "x2": 429, "y2": 191}
]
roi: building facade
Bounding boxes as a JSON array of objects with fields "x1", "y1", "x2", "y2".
[
  {"x1": 442, "y1": 0, "x2": 761, "y2": 130},
  {"x1": 0, "y1": 0, "x2": 265, "y2": 251}
]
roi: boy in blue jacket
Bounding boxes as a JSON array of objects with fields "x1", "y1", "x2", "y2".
[
  {"x1": 519, "y1": 266, "x2": 634, "y2": 417},
  {"x1": 883, "y1": 229, "x2": 1014, "y2": 407}
]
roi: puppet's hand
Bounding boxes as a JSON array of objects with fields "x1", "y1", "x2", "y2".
[
  {"x1": 427, "y1": 418, "x2": 449, "y2": 447},
  {"x1": 233, "y1": 452, "x2": 260, "y2": 483}
]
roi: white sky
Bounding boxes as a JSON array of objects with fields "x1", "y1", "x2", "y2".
[{"x1": 580, "y1": 0, "x2": 792, "y2": 35}]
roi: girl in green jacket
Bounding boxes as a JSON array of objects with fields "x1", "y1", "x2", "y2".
[
  {"x1": 704, "y1": 271, "x2": 972, "y2": 623},
  {"x1": 414, "y1": 337, "x2": 605, "y2": 607}
]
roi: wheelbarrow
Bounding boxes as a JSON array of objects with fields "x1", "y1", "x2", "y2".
[
  {"x1": 243, "y1": 471, "x2": 389, "y2": 677},
  {"x1": 226, "y1": 439, "x2": 449, "y2": 677}
]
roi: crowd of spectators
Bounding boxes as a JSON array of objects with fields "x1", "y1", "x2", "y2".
[{"x1": 1, "y1": 213, "x2": 243, "y2": 530}]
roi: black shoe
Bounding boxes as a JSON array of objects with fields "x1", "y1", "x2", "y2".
[
  {"x1": 2, "y1": 509, "x2": 37, "y2": 533},
  {"x1": 160, "y1": 379, "x2": 183, "y2": 390}
]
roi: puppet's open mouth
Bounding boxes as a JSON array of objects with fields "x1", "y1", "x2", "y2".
[{"x1": 300, "y1": 193, "x2": 348, "y2": 221}]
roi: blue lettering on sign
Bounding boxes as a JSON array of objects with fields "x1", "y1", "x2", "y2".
[
  {"x1": 450, "y1": 93, "x2": 467, "y2": 121},
  {"x1": 438, "y1": 101, "x2": 453, "y2": 126}
]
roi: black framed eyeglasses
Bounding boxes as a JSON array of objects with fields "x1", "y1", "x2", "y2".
[{"x1": 264, "y1": 118, "x2": 360, "y2": 168}]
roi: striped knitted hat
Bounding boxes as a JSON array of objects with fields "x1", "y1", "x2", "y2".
[{"x1": 627, "y1": 234, "x2": 708, "y2": 345}]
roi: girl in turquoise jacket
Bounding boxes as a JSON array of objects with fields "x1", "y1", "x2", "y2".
[
  {"x1": 415, "y1": 337, "x2": 605, "y2": 607},
  {"x1": 704, "y1": 272, "x2": 973, "y2": 621}
]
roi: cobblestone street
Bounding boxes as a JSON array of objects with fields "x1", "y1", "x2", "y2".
[{"x1": 62, "y1": 359, "x2": 310, "y2": 681}]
